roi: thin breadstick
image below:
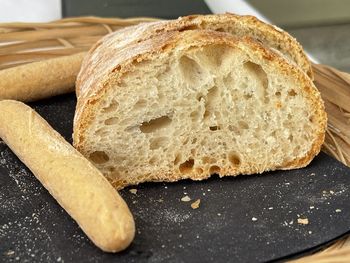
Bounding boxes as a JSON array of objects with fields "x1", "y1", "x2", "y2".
[
  {"x1": 0, "y1": 52, "x2": 85, "y2": 102},
  {"x1": 0, "y1": 100, "x2": 135, "y2": 252}
]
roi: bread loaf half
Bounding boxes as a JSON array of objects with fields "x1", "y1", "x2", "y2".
[{"x1": 74, "y1": 29, "x2": 326, "y2": 189}]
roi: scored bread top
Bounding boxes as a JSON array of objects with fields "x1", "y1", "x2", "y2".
[
  {"x1": 74, "y1": 27, "x2": 326, "y2": 188},
  {"x1": 183, "y1": 14, "x2": 312, "y2": 77},
  {"x1": 76, "y1": 13, "x2": 312, "y2": 100}
]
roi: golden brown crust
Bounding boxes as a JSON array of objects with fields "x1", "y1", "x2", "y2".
[{"x1": 73, "y1": 27, "x2": 326, "y2": 189}]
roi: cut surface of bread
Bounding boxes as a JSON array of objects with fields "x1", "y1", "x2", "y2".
[{"x1": 74, "y1": 29, "x2": 326, "y2": 189}]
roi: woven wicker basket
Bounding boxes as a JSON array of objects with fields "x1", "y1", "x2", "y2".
[{"x1": 0, "y1": 16, "x2": 349, "y2": 262}]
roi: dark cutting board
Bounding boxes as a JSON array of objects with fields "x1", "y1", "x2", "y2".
[{"x1": 0, "y1": 93, "x2": 350, "y2": 263}]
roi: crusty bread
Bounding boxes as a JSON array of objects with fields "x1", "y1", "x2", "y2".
[
  {"x1": 73, "y1": 27, "x2": 326, "y2": 189},
  {"x1": 0, "y1": 100, "x2": 135, "y2": 252}
]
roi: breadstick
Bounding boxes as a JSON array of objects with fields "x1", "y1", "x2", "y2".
[
  {"x1": 0, "y1": 52, "x2": 85, "y2": 102},
  {"x1": 0, "y1": 100, "x2": 135, "y2": 252}
]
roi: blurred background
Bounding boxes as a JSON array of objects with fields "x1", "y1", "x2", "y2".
[{"x1": 0, "y1": 0, "x2": 349, "y2": 72}]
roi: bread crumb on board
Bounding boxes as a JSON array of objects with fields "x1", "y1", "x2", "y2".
[
  {"x1": 5, "y1": 250, "x2": 15, "y2": 256},
  {"x1": 181, "y1": 195, "x2": 191, "y2": 202},
  {"x1": 191, "y1": 199, "x2": 201, "y2": 209},
  {"x1": 129, "y1": 189, "x2": 137, "y2": 194},
  {"x1": 252, "y1": 217, "x2": 258, "y2": 222},
  {"x1": 297, "y1": 218, "x2": 309, "y2": 225}
]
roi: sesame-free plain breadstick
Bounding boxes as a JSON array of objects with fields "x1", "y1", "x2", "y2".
[
  {"x1": 0, "y1": 52, "x2": 85, "y2": 102},
  {"x1": 0, "y1": 100, "x2": 135, "y2": 252}
]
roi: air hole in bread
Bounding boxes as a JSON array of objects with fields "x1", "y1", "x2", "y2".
[
  {"x1": 190, "y1": 110, "x2": 200, "y2": 122},
  {"x1": 196, "y1": 95, "x2": 204, "y2": 101},
  {"x1": 228, "y1": 125, "x2": 241, "y2": 135},
  {"x1": 107, "y1": 166, "x2": 115, "y2": 172},
  {"x1": 288, "y1": 89, "x2": 297, "y2": 97},
  {"x1": 203, "y1": 86, "x2": 219, "y2": 121},
  {"x1": 89, "y1": 151, "x2": 109, "y2": 164},
  {"x1": 125, "y1": 125, "x2": 139, "y2": 132},
  {"x1": 140, "y1": 116, "x2": 172, "y2": 133},
  {"x1": 275, "y1": 91, "x2": 281, "y2": 97},
  {"x1": 275, "y1": 101, "x2": 282, "y2": 109},
  {"x1": 102, "y1": 100, "x2": 119, "y2": 113},
  {"x1": 209, "y1": 165, "x2": 221, "y2": 174},
  {"x1": 200, "y1": 45, "x2": 228, "y2": 67},
  {"x1": 228, "y1": 152, "x2": 241, "y2": 166},
  {"x1": 104, "y1": 117, "x2": 118, "y2": 125},
  {"x1": 207, "y1": 86, "x2": 219, "y2": 103},
  {"x1": 238, "y1": 121, "x2": 249, "y2": 129},
  {"x1": 202, "y1": 156, "x2": 216, "y2": 164},
  {"x1": 150, "y1": 136, "x2": 169, "y2": 150},
  {"x1": 203, "y1": 110, "x2": 210, "y2": 119},
  {"x1": 179, "y1": 159, "x2": 194, "y2": 174},
  {"x1": 243, "y1": 61, "x2": 267, "y2": 82},
  {"x1": 244, "y1": 93, "x2": 253, "y2": 99},
  {"x1": 179, "y1": 55, "x2": 204, "y2": 85},
  {"x1": 179, "y1": 25, "x2": 198, "y2": 31},
  {"x1": 209, "y1": 126, "x2": 220, "y2": 131},
  {"x1": 134, "y1": 99, "x2": 147, "y2": 110},
  {"x1": 149, "y1": 156, "x2": 157, "y2": 165},
  {"x1": 174, "y1": 153, "x2": 182, "y2": 165},
  {"x1": 215, "y1": 27, "x2": 225, "y2": 32},
  {"x1": 288, "y1": 135, "x2": 294, "y2": 142},
  {"x1": 243, "y1": 61, "x2": 268, "y2": 103},
  {"x1": 196, "y1": 168, "x2": 204, "y2": 174},
  {"x1": 95, "y1": 127, "x2": 108, "y2": 137}
]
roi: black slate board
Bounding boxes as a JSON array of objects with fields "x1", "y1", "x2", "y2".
[{"x1": 1, "y1": 93, "x2": 350, "y2": 263}]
